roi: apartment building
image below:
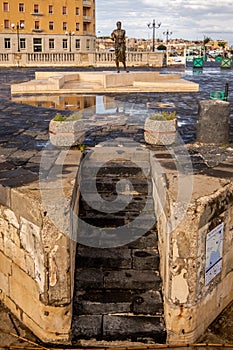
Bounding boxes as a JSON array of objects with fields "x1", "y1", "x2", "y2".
[{"x1": 0, "y1": 0, "x2": 95, "y2": 54}]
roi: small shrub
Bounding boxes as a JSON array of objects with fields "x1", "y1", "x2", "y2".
[
  {"x1": 53, "y1": 113, "x2": 67, "y2": 122},
  {"x1": 53, "y1": 112, "x2": 82, "y2": 122},
  {"x1": 67, "y1": 112, "x2": 82, "y2": 121},
  {"x1": 150, "y1": 110, "x2": 176, "y2": 121}
]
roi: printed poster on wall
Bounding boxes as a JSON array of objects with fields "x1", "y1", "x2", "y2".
[{"x1": 205, "y1": 222, "x2": 224, "y2": 285}]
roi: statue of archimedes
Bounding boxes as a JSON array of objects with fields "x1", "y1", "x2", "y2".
[{"x1": 111, "y1": 21, "x2": 129, "y2": 73}]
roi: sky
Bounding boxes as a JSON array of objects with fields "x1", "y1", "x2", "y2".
[{"x1": 96, "y1": 0, "x2": 233, "y2": 45}]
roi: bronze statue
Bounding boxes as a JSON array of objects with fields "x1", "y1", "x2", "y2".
[{"x1": 111, "y1": 21, "x2": 129, "y2": 73}]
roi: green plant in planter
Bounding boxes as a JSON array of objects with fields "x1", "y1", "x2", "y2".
[
  {"x1": 144, "y1": 110, "x2": 177, "y2": 145},
  {"x1": 149, "y1": 110, "x2": 176, "y2": 121},
  {"x1": 53, "y1": 113, "x2": 67, "y2": 122},
  {"x1": 53, "y1": 112, "x2": 82, "y2": 122},
  {"x1": 67, "y1": 112, "x2": 82, "y2": 121}
]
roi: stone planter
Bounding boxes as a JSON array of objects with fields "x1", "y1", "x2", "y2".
[
  {"x1": 49, "y1": 118, "x2": 85, "y2": 147},
  {"x1": 144, "y1": 116, "x2": 177, "y2": 145}
]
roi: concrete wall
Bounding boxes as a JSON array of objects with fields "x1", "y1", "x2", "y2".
[
  {"x1": 151, "y1": 151, "x2": 233, "y2": 343},
  {"x1": 0, "y1": 190, "x2": 72, "y2": 343},
  {"x1": 0, "y1": 148, "x2": 82, "y2": 343}
]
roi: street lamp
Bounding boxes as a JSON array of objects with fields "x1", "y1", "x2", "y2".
[
  {"x1": 147, "y1": 19, "x2": 161, "y2": 52},
  {"x1": 11, "y1": 22, "x2": 24, "y2": 52},
  {"x1": 65, "y1": 31, "x2": 75, "y2": 52},
  {"x1": 163, "y1": 29, "x2": 172, "y2": 44}
]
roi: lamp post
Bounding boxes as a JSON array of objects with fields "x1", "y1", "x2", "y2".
[
  {"x1": 147, "y1": 19, "x2": 161, "y2": 52},
  {"x1": 163, "y1": 29, "x2": 172, "y2": 44},
  {"x1": 65, "y1": 31, "x2": 75, "y2": 52},
  {"x1": 11, "y1": 22, "x2": 24, "y2": 52}
]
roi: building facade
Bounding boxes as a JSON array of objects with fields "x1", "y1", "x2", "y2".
[{"x1": 0, "y1": 0, "x2": 95, "y2": 54}]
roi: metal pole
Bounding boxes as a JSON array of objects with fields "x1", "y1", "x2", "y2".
[{"x1": 152, "y1": 20, "x2": 155, "y2": 52}]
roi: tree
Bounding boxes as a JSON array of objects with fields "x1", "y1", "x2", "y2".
[
  {"x1": 157, "y1": 44, "x2": 166, "y2": 51},
  {"x1": 203, "y1": 36, "x2": 211, "y2": 56},
  {"x1": 203, "y1": 36, "x2": 211, "y2": 46},
  {"x1": 218, "y1": 41, "x2": 226, "y2": 49}
]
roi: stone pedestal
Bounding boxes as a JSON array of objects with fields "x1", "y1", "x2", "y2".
[{"x1": 197, "y1": 100, "x2": 230, "y2": 144}]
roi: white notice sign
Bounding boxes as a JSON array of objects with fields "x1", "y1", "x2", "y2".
[{"x1": 205, "y1": 223, "x2": 224, "y2": 285}]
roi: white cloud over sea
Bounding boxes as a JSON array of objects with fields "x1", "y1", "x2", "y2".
[{"x1": 96, "y1": 0, "x2": 233, "y2": 45}]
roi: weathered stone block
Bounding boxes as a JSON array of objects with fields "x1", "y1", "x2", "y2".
[
  {"x1": 132, "y1": 290, "x2": 163, "y2": 315},
  {"x1": 0, "y1": 185, "x2": 11, "y2": 207},
  {"x1": 19, "y1": 217, "x2": 44, "y2": 290},
  {"x1": 0, "y1": 271, "x2": 9, "y2": 295},
  {"x1": 11, "y1": 188, "x2": 42, "y2": 226},
  {"x1": 104, "y1": 270, "x2": 161, "y2": 290},
  {"x1": 76, "y1": 246, "x2": 131, "y2": 269},
  {"x1": 74, "y1": 300, "x2": 130, "y2": 315},
  {"x1": 132, "y1": 249, "x2": 160, "y2": 270},
  {"x1": 76, "y1": 269, "x2": 104, "y2": 289},
  {"x1": 103, "y1": 315, "x2": 166, "y2": 342},
  {"x1": 9, "y1": 263, "x2": 71, "y2": 337},
  {"x1": 72, "y1": 315, "x2": 102, "y2": 339},
  {"x1": 127, "y1": 229, "x2": 158, "y2": 249},
  {"x1": 3, "y1": 208, "x2": 19, "y2": 229},
  {"x1": 0, "y1": 251, "x2": 12, "y2": 276},
  {"x1": 4, "y1": 236, "x2": 35, "y2": 279}
]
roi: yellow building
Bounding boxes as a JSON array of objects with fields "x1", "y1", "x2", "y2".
[{"x1": 0, "y1": 0, "x2": 95, "y2": 53}]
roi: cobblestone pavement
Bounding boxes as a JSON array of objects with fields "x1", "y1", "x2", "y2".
[{"x1": 0, "y1": 63, "x2": 233, "y2": 348}]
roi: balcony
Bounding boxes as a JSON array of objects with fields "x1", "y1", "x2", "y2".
[
  {"x1": 30, "y1": 12, "x2": 43, "y2": 16},
  {"x1": 83, "y1": 0, "x2": 92, "y2": 7},
  {"x1": 83, "y1": 16, "x2": 92, "y2": 22},
  {"x1": 32, "y1": 28, "x2": 43, "y2": 32}
]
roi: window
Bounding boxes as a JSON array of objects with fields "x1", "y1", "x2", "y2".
[
  {"x1": 33, "y1": 38, "x2": 42, "y2": 52},
  {"x1": 63, "y1": 22, "x2": 67, "y2": 31},
  {"x1": 62, "y1": 6, "x2": 67, "y2": 15},
  {"x1": 63, "y1": 39, "x2": 68, "y2": 49},
  {"x1": 3, "y1": 2, "x2": 9, "y2": 12},
  {"x1": 20, "y1": 20, "x2": 25, "y2": 28},
  {"x1": 19, "y1": 3, "x2": 24, "y2": 12},
  {"x1": 75, "y1": 7, "x2": 79, "y2": 15},
  {"x1": 75, "y1": 39, "x2": 80, "y2": 50},
  {"x1": 49, "y1": 21, "x2": 54, "y2": 30},
  {"x1": 49, "y1": 39, "x2": 54, "y2": 49},
  {"x1": 48, "y1": 5, "x2": 53, "y2": 14},
  {"x1": 76, "y1": 22, "x2": 80, "y2": 31},
  {"x1": 34, "y1": 21, "x2": 40, "y2": 30},
  {"x1": 83, "y1": 23, "x2": 88, "y2": 31},
  {"x1": 20, "y1": 38, "x2": 26, "y2": 49},
  {"x1": 4, "y1": 38, "x2": 10, "y2": 49},
  {"x1": 4, "y1": 19, "x2": 10, "y2": 29},
  {"x1": 86, "y1": 39, "x2": 90, "y2": 50},
  {"x1": 34, "y1": 4, "x2": 39, "y2": 13}
]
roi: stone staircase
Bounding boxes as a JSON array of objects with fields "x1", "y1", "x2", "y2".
[{"x1": 72, "y1": 141, "x2": 166, "y2": 343}]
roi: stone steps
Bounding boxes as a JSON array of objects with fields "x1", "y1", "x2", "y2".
[{"x1": 72, "y1": 145, "x2": 166, "y2": 343}]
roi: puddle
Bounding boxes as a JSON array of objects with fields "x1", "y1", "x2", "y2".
[{"x1": 11, "y1": 94, "x2": 121, "y2": 114}]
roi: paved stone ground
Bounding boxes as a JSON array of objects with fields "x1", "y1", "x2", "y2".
[{"x1": 0, "y1": 63, "x2": 233, "y2": 348}]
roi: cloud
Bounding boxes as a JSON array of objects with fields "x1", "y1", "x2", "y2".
[{"x1": 96, "y1": 0, "x2": 233, "y2": 44}]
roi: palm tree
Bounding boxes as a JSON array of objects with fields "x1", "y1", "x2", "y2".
[{"x1": 203, "y1": 36, "x2": 211, "y2": 56}]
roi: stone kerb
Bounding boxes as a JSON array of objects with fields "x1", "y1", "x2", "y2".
[
  {"x1": 0, "y1": 148, "x2": 82, "y2": 343},
  {"x1": 151, "y1": 150, "x2": 233, "y2": 343}
]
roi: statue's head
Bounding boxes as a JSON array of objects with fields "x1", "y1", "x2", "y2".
[{"x1": 116, "y1": 21, "x2": 122, "y2": 29}]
